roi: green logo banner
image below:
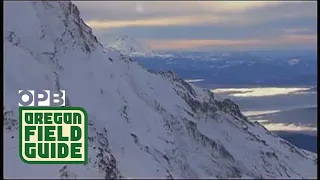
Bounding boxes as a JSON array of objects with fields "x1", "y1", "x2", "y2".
[{"x1": 19, "y1": 107, "x2": 88, "y2": 164}]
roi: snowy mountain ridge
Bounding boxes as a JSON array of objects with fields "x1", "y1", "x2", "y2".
[{"x1": 4, "y1": 1, "x2": 317, "y2": 179}]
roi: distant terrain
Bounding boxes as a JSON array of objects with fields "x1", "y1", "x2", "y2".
[
  {"x1": 134, "y1": 50, "x2": 317, "y2": 87},
  {"x1": 275, "y1": 131, "x2": 317, "y2": 153}
]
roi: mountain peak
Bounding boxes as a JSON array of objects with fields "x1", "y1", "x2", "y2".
[
  {"x1": 116, "y1": 35, "x2": 130, "y2": 41},
  {"x1": 107, "y1": 35, "x2": 152, "y2": 55}
]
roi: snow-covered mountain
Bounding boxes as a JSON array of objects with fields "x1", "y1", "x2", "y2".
[
  {"x1": 105, "y1": 35, "x2": 175, "y2": 58},
  {"x1": 4, "y1": 1, "x2": 317, "y2": 179},
  {"x1": 106, "y1": 35, "x2": 152, "y2": 55}
]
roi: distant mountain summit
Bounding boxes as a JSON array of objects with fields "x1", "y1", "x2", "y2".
[
  {"x1": 105, "y1": 35, "x2": 175, "y2": 58},
  {"x1": 106, "y1": 35, "x2": 152, "y2": 55}
]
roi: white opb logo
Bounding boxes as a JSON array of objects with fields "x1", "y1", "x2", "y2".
[{"x1": 18, "y1": 90, "x2": 66, "y2": 107}]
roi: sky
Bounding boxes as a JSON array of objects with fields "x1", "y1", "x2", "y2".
[{"x1": 73, "y1": 1, "x2": 317, "y2": 52}]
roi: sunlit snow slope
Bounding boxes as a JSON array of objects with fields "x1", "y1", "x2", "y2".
[{"x1": 4, "y1": 1, "x2": 317, "y2": 179}]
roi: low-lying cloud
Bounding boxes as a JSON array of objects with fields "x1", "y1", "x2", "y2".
[
  {"x1": 212, "y1": 87, "x2": 314, "y2": 97},
  {"x1": 185, "y1": 79, "x2": 205, "y2": 83},
  {"x1": 258, "y1": 122, "x2": 317, "y2": 132}
]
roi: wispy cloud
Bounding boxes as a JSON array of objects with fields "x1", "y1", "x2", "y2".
[
  {"x1": 281, "y1": 34, "x2": 317, "y2": 43},
  {"x1": 144, "y1": 34, "x2": 317, "y2": 50},
  {"x1": 144, "y1": 39, "x2": 266, "y2": 50},
  {"x1": 196, "y1": 1, "x2": 284, "y2": 13},
  {"x1": 282, "y1": 28, "x2": 311, "y2": 34},
  {"x1": 85, "y1": 7, "x2": 316, "y2": 29},
  {"x1": 86, "y1": 15, "x2": 228, "y2": 29}
]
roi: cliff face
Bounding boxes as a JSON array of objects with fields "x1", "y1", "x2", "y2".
[{"x1": 4, "y1": 1, "x2": 317, "y2": 179}]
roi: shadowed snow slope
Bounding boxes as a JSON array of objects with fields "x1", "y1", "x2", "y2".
[{"x1": 3, "y1": 1, "x2": 317, "y2": 179}]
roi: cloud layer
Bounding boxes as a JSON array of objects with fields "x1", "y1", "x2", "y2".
[{"x1": 74, "y1": 1, "x2": 317, "y2": 51}]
